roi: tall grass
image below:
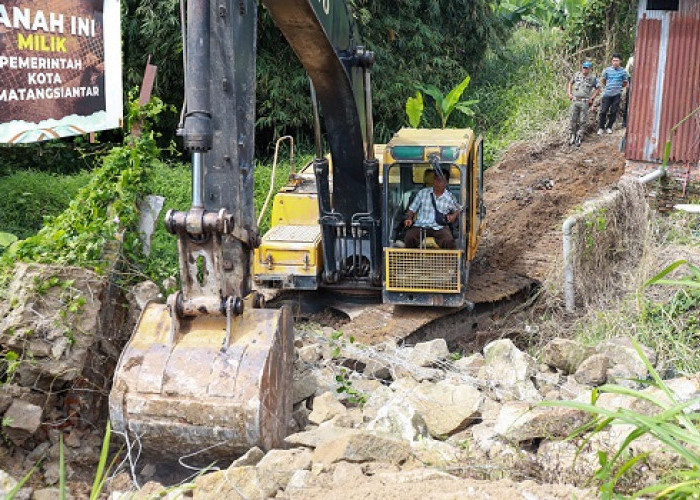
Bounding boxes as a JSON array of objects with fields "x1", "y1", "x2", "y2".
[
  {"x1": 563, "y1": 212, "x2": 700, "y2": 376},
  {"x1": 545, "y1": 341, "x2": 700, "y2": 498},
  {"x1": 0, "y1": 171, "x2": 91, "y2": 239}
]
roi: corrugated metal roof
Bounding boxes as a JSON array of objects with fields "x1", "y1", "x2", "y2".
[{"x1": 627, "y1": 2, "x2": 700, "y2": 163}]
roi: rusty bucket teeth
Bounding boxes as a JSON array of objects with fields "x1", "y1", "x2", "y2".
[{"x1": 109, "y1": 302, "x2": 293, "y2": 462}]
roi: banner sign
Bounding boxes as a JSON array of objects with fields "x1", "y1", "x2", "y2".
[{"x1": 0, "y1": 0, "x2": 122, "y2": 143}]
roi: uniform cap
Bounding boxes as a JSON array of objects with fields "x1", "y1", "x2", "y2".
[{"x1": 582, "y1": 61, "x2": 593, "y2": 68}]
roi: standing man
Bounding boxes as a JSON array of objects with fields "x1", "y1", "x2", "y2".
[
  {"x1": 567, "y1": 61, "x2": 599, "y2": 147},
  {"x1": 597, "y1": 54, "x2": 629, "y2": 135}
]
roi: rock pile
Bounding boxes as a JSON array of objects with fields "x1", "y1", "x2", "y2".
[
  {"x1": 93, "y1": 329, "x2": 697, "y2": 499},
  {"x1": 0, "y1": 271, "x2": 693, "y2": 498}
]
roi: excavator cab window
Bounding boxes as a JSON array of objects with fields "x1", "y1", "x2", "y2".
[{"x1": 383, "y1": 162, "x2": 466, "y2": 248}]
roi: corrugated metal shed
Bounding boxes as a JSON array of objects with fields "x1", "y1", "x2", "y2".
[{"x1": 627, "y1": 0, "x2": 700, "y2": 163}]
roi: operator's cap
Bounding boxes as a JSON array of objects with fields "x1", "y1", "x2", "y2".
[{"x1": 582, "y1": 61, "x2": 593, "y2": 68}]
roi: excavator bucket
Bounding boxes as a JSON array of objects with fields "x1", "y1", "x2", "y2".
[{"x1": 109, "y1": 302, "x2": 293, "y2": 462}]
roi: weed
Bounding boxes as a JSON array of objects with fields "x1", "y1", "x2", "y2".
[
  {"x1": 90, "y1": 421, "x2": 119, "y2": 500},
  {"x1": 6, "y1": 459, "x2": 42, "y2": 500},
  {"x1": 1, "y1": 351, "x2": 20, "y2": 383},
  {"x1": 59, "y1": 434, "x2": 66, "y2": 500},
  {"x1": 335, "y1": 368, "x2": 368, "y2": 406}
]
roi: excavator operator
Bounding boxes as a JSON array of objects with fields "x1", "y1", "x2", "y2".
[{"x1": 403, "y1": 163, "x2": 460, "y2": 249}]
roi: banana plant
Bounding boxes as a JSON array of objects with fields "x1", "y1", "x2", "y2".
[
  {"x1": 406, "y1": 75, "x2": 479, "y2": 129},
  {"x1": 0, "y1": 232, "x2": 17, "y2": 254},
  {"x1": 405, "y1": 91, "x2": 424, "y2": 128}
]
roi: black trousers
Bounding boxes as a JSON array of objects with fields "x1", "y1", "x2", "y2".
[{"x1": 598, "y1": 94, "x2": 622, "y2": 130}]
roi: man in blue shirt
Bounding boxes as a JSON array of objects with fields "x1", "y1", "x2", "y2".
[
  {"x1": 597, "y1": 54, "x2": 629, "y2": 135},
  {"x1": 403, "y1": 166, "x2": 460, "y2": 249}
]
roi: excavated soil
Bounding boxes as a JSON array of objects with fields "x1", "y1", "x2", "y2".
[{"x1": 479, "y1": 131, "x2": 626, "y2": 280}]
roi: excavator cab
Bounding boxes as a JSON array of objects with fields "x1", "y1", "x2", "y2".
[{"x1": 381, "y1": 128, "x2": 485, "y2": 307}]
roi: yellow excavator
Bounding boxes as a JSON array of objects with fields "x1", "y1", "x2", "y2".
[{"x1": 110, "y1": 0, "x2": 485, "y2": 460}]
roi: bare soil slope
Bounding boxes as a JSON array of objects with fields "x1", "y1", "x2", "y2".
[{"x1": 477, "y1": 130, "x2": 626, "y2": 281}]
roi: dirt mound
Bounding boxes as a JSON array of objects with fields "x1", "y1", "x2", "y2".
[{"x1": 480, "y1": 130, "x2": 626, "y2": 280}]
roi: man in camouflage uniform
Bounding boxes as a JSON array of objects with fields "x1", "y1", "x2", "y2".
[{"x1": 567, "y1": 61, "x2": 600, "y2": 147}]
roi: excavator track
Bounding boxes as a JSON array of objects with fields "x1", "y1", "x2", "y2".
[
  {"x1": 265, "y1": 263, "x2": 535, "y2": 345},
  {"x1": 337, "y1": 266, "x2": 534, "y2": 344}
]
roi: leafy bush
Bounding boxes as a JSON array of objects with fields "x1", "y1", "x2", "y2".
[
  {"x1": 1, "y1": 95, "x2": 172, "y2": 276},
  {"x1": 565, "y1": 0, "x2": 637, "y2": 59},
  {"x1": 0, "y1": 171, "x2": 91, "y2": 239},
  {"x1": 0, "y1": 137, "x2": 109, "y2": 176}
]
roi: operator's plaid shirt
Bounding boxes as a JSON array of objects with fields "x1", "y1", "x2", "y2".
[{"x1": 408, "y1": 187, "x2": 459, "y2": 230}]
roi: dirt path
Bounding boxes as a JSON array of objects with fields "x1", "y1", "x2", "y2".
[{"x1": 478, "y1": 129, "x2": 626, "y2": 281}]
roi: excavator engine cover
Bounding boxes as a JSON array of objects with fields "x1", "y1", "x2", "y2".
[{"x1": 109, "y1": 302, "x2": 293, "y2": 462}]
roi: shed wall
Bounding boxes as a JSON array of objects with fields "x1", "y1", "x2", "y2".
[{"x1": 627, "y1": 0, "x2": 700, "y2": 163}]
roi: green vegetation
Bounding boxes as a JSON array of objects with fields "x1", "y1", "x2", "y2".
[
  {"x1": 409, "y1": 75, "x2": 479, "y2": 129},
  {"x1": 546, "y1": 341, "x2": 700, "y2": 499},
  {"x1": 471, "y1": 27, "x2": 570, "y2": 163},
  {"x1": 0, "y1": 94, "x2": 173, "y2": 289},
  {"x1": 0, "y1": 171, "x2": 90, "y2": 240}
]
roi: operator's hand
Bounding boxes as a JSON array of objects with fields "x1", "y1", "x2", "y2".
[
  {"x1": 404, "y1": 218, "x2": 413, "y2": 228},
  {"x1": 588, "y1": 98, "x2": 593, "y2": 105},
  {"x1": 568, "y1": 93, "x2": 573, "y2": 100}
]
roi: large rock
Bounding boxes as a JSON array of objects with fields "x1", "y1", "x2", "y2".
[
  {"x1": 284, "y1": 424, "x2": 359, "y2": 449},
  {"x1": 312, "y1": 431, "x2": 412, "y2": 465},
  {"x1": 410, "y1": 439, "x2": 463, "y2": 467},
  {"x1": 367, "y1": 396, "x2": 428, "y2": 441},
  {"x1": 293, "y1": 370, "x2": 319, "y2": 404},
  {"x1": 494, "y1": 402, "x2": 590, "y2": 442},
  {"x1": 537, "y1": 439, "x2": 602, "y2": 486},
  {"x1": 129, "y1": 280, "x2": 160, "y2": 310},
  {"x1": 469, "y1": 423, "x2": 499, "y2": 454},
  {"x1": 597, "y1": 337, "x2": 657, "y2": 372},
  {"x1": 599, "y1": 337, "x2": 657, "y2": 387},
  {"x1": 574, "y1": 354, "x2": 609, "y2": 386},
  {"x1": 193, "y1": 466, "x2": 277, "y2": 500},
  {"x1": 480, "y1": 339, "x2": 539, "y2": 402},
  {"x1": 3, "y1": 399, "x2": 42, "y2": 445},
  {"x1": 454, "y1": 353, "x2": 485, "y2": 373},
  {"x1": 298, "y1": 344, "x2": 322, "y2": 364},
  {"x1": 542, "y1": 338, "x2": 595, "y2": 374},
  {"x1": 482, "y1": 339, "x2": 535, "y2": 384},
  {"x1": 406, "y1": 380, "x2": 483, "y2": 437},
  {"x1": 256, "y1": 448, "x2": 313, "y2": 490},
  {"x1": 309, "y1": 391, "x2": 347, "y2": 424},
  {"x1": 361, "y1": 385, "x2": 394, "y2": 422},
  {"x1": 405, "y1": 339, "x2": 450, "y2": 367},
  {"x1": 231, "y1": 447, "x2": 264, "y2": 467}
]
